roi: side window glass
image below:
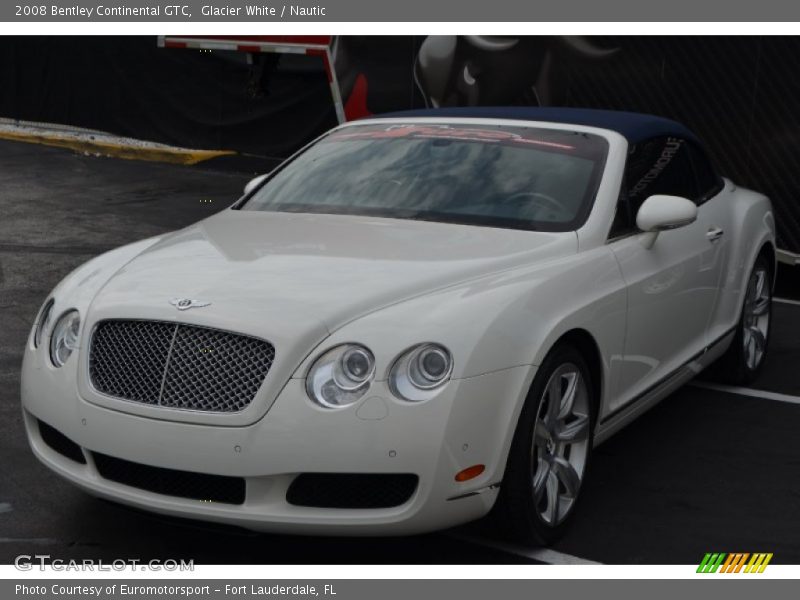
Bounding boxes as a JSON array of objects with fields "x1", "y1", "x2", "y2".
[
  {"x1": 610, "y1": 136, "x2": 698, "y2": 239},
  {"x1": 627, "y1": 136, "x2": 698, "y2": 205},
  {"x1": 609, "y1": 182, "x2": 634, "y2": 239},
  {"x1": 687, "y1": 143, "x2": 723, "y2": 203}
]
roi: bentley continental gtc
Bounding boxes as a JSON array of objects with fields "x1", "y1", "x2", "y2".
[{"x1": 22, "y1": 107, "x2": 775, "y2": 543}]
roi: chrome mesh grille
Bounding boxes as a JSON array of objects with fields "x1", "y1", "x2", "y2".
[
  {"x1": 89, "y1": 320, "x2": 173, "y2": 405},
  {"x1": 89, "y1": 320, "x2": 275, "y2": 413}
]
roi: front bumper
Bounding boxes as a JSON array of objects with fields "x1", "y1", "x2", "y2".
[{"x1": 21, "y1": 345, "x2": 532, "y2": 535}]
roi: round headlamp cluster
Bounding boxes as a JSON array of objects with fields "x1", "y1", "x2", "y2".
[
  {"x1": 33, "y1": 299, "x2": 54, "y2": 349},
  {"x1": 49, "y1": 310, "x2": 81, "y2": 368},
  {"x1": 306, "y1": 342, "x2": 453, "y2": 408},
  {"x1": 306, "y1": 344, "x2": 376, "y2": 408},
  {"x1": 389, "y1": 343, "x2": 453, "y2": 402}
]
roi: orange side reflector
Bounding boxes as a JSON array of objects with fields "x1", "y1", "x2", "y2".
[{"x1": 455, "y1": 464, "x2": 485, "y2": 482}]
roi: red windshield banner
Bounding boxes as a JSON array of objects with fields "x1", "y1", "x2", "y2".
[{"x1": 329, "y1": 124, "x2": 576, "y2": 150}]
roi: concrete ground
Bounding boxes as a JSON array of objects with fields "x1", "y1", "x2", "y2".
[{"x1": 1, "y1": 139, "x2": 798, "y2": 565}]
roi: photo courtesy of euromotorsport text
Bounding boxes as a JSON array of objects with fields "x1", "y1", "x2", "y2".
[{"x1": 14, "y1": 584, "x2": 334, "y2": 597}]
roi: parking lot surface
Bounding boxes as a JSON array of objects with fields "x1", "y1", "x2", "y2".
[{"x1": 1, "y1": 139, "x2": 798, "y2": 564}]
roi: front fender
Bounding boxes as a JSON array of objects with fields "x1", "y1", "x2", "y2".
[
  {"x1": 289, "y1": 246, "x2": 626, "y2": 497},
  {"x1": 716, "y1": 185, "x2": 776, "y2": 334},
  {"x1": 294, "y1": 245, "x2": 626, "y2": 417}
]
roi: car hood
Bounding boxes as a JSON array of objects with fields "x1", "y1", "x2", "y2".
[
  {"x1": 90, "y1": 209, "x2": 577, "y2": 333},
  {"x1": 80, "y1": 209, "x2": 577, "y2": 425}
]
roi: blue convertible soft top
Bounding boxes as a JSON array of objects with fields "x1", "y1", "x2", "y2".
[{"x1": 373, "y1": 107, "x2": 700, "y2": 145}]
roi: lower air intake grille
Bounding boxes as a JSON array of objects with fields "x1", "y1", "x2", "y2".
[
  {"x1": 38, "y1": 420, "x2": 86, "y2": 464},
  {"x1": 89, "y1": 319, "x2": 276, "y2": 413},
  {"x1": 92, "y1": 452, "x2": 246, "y2": 505},
  {"x1": 286, "y1": 473, "x2": 418, "y2": 509}
]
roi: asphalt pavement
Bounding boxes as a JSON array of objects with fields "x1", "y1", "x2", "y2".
[{"x1": 1, "y1": 139, "x2": 798, "y2": 565}]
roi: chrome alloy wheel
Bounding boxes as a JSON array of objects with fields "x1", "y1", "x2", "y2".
[
  {"x1": 531, "y1": 363, "x2": 590, "y2": 526},
  {"x1": 743, "y1": 266, "x2": 771, "y2": 371}
]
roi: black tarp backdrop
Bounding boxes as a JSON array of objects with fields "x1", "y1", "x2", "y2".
[
  {"x1": 0, "y1": 35, "x2": 799, "y2": 254},
  {"x1": 559, "y1": 36, "x2": 800, "y2": 256}
]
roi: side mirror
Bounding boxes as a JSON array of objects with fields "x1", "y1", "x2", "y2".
[
  {"x1": 243, "y1": 173, "x2": 269, "y2": 196},
  {"x1": 636, "y1": 194, "x2": 698, "y2": 249}
]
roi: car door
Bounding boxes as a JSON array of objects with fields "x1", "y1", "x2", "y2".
[{"x1": 605, "y1": 136, "x2": 725, "y2": 415}]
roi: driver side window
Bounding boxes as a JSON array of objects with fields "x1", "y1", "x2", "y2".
[{"x1": 610, "y1": 136, "x2": 699, "y2": 238}]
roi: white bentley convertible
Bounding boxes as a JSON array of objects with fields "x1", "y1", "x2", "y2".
[{"x1": 22, "y1": 108, "x2": 775, "y2": 543}]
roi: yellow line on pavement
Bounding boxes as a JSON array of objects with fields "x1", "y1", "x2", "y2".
[{"x1": 0, "y1": 130, "x2": 235, "y2": 165}]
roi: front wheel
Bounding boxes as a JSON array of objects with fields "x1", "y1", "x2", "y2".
[
  {"x1": 494, "y1": 343, "x2": 595, "y2": 545},
  {"x1": 714, "y1": 255, "x2": 772, "y2": 384}
]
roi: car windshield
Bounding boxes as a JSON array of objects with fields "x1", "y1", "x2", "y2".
[{"x1": 240, "y1": 122, "x2": 609, "y2": 231}]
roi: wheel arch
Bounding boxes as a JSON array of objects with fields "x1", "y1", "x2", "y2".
[
  {"x1": 730, "y1": 238, "x2": 777, "y2": 323},
  {"x1": 757, "y1": 241, "x2": 776, "y2": 291},
  {"x1": 723, "y1": 189, "x2": 776, "y2": 323},
  {"x1": 490, "y1": 326, "x2": 604, "y2": 541},
  {"x1": 540, "y1": 328, "x2": 604, "y2": 422}
]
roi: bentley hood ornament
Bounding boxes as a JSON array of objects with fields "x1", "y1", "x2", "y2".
[{"x1": 169, "y1": 298, "x2": 211, "y2": 311}]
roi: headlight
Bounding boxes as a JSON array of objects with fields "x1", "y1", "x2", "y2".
[
  {"x1": 49, "y1": 310, "x2": 81, "y2": 367},
  {"x1": 33, "y1": 299, "x2": 54, "y2": 348},
  {"x1": 306, "y1": 344, "x2": 375, "y2": 408},
  {"x1": 389, "y1": 343, "x2": 453, "y2": 402}
]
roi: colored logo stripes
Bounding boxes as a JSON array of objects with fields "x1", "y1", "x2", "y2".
[{"x1": 697, "y1": 553, "x2": 773, "y2": 573}]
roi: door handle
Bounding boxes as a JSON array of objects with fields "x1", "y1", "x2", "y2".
[{"x1": 706, "y1": 227, "x2": 724, "y2": 242}]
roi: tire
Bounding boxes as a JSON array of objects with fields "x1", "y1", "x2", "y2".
[
  {"x1": 493, "y1": 343, "x2": 596, "y2": 545},
  {"x1": 713, "y1": 254, "x2": 772, "y2": 385}
]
